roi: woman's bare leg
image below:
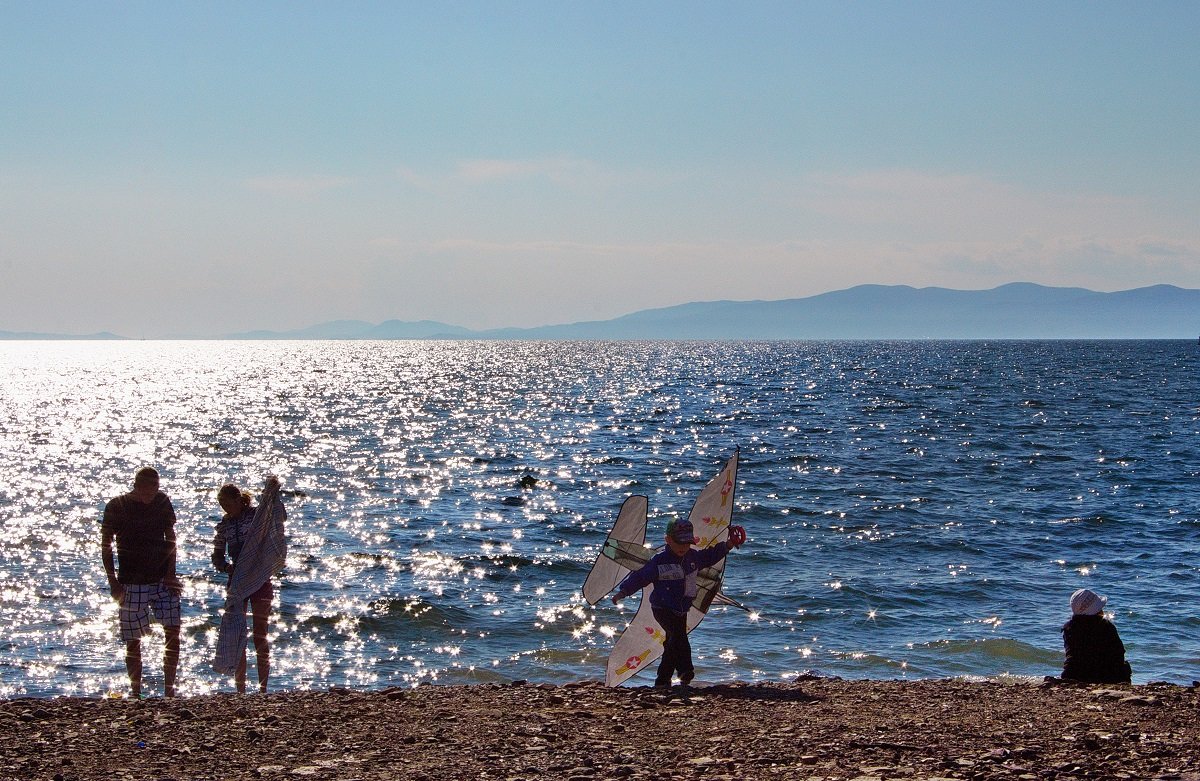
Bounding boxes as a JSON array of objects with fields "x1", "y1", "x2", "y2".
[{"x1": 250, "y1": 596, "x2": 271, "y2": 693}]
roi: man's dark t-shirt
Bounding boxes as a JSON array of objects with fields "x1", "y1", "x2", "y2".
[{"x1": 102, "y1": 492, "x2": 177, "y2": 585}]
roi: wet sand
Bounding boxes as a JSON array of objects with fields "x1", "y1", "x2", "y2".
[{"x1": 4, "y1": 678, "x2": 1198, "y2": 780}]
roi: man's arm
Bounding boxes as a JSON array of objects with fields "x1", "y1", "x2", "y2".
[
  {"x1": 162, "y1": 516, "x2": 182, "y2": 594},
  {"x1": 101, "y1": 525, "x2": 124, "y2": 603}
]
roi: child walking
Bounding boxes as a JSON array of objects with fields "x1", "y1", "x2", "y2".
[{"x1": 611, "y1": 518, "x2": 744, "y2": 687}]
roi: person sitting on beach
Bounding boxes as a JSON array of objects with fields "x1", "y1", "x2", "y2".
[
  {"x1": 1061, "y1": 588, "x2": 1132, "y2": 684},
  {"x1": 213, "y1": 480, "x2": 287, "y2": 693},
  {"x1": 101, "y1": 466, "x2": 183, "y2": 698},
  {"x1": 611, "y1": 518, "x2": 744, "y2": 688}
]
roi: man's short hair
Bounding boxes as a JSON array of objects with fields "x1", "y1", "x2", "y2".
[{"x1": 134, "y1": 467, "x2": 160, "y2": 486}]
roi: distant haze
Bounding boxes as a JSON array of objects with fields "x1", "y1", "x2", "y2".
[{"x1": 4, "y1": 283, "x2": 1195, "y2": 340}]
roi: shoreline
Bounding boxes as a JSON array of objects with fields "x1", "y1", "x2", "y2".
[{"x1": 4, "y1": 678, "x2": 1198, "y2": 780}]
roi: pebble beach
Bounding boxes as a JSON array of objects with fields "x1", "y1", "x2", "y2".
[{"x1": 5, "y1": 678, "x2": 1199, "y2": 781}]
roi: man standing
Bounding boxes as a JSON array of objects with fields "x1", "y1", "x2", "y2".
[{"x1": 101, "y1": 467, "x2": 182, "y2": 698}]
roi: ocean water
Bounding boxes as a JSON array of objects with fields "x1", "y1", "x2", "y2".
[{"x1": 0, "y1": 339, "x2": 1197, "y2": 698}]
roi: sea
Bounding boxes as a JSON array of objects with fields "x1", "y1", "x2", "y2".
[{"x1": 0, "y1": 339, "x2": 1197, "y2": 698}]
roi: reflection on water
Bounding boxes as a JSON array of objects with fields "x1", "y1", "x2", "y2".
[{"x1": 0, "y1": 339, "x2": 1197, "y2": 697}]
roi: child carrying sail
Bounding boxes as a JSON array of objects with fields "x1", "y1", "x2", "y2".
[{"x1": 611, "y1": 517, "x2": 745, "y2": 688}]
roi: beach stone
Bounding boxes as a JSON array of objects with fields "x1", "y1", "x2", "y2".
[{"x1": 1120, "y1": 695, "x2": 1161, "y2": 706}]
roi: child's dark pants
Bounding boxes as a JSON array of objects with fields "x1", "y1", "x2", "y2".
[{"x1": 651, "y1": 606, "x2": 693, "y2": 686}]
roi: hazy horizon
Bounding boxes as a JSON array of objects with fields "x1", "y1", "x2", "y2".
[
  {"x1": 4, "y1": 3, "x2": 1198, "y2": 338},
  {"x1": 3, "y1": 281, "x2": 1195, "y2": 340}
]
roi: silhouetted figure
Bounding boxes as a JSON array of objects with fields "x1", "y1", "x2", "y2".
[
  {"x1": 101, "y1": 467, "x2": 182, "y2": 698},
  {"x1": 1061, "y1": 588, "x2": 1131, "y2": 684},
  {"x1": 611, "y1": 518, "x2": 744, "y2": 688},
  {"x1": 212, "y1": 477, "x2": 287, "y2": 693}
]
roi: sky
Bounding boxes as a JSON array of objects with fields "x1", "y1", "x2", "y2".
[{"x1": 2, "y1": 1, "x2": 1198, "y2": 336}]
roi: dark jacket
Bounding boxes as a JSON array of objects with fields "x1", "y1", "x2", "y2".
[
  {"x1": 615, "y1": 542, "x2": 730, "y2": 615},
  {"x1": 1062, "y1": 613, "x2": 1132, "y2": 684}
]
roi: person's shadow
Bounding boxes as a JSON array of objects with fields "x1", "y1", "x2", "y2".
[{"x1": 661, "y1": 682, "x2": 824, "y2": 704}]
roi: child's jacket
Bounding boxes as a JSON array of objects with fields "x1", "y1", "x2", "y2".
[{"x1": 615, "y1": 542, "x2": 730, "y2": 615}]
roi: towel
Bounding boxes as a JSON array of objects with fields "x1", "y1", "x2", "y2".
[{"x1": 213, "y1": 481, "x2": 287, "y2": 675}]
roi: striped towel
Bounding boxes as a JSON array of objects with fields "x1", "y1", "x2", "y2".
[{"x1": 213, "y1": 482, "x2": 287, "y2": 675}]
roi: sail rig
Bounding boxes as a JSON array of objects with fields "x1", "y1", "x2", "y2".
[{"x1": 582, "y1": 450, "x2": 740, "y2": 686}]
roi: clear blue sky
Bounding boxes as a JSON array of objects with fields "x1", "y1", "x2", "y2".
[{"x1": 3, "y1": 1, "x2": 1197, "y2": 335}]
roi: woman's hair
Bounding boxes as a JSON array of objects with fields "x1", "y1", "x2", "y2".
[{"x1": 218, "y1": 484, "x2": 253, "y2": 510}]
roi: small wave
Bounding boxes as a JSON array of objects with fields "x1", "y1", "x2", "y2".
[
  {"x1": 469, "y1": 552, "x2": 537, "y2": 570},
  {"x1": 291, "y1": 598, "x2": 476, "y2": 634},
  {"x1": 534, "y1": 557, "x2": 592, "y2": 576},
  {"x1": 908, "y1": 637, "x2": 1060, "y2": 668},
  {"x1": 1052, "y1": 514, "x2": 1123, "y2": 526},
  {"x1": 827, "y1": 649, "x2": 909, "y2": 674},
  {"x1": 527, "y1": 647, "x2": 596, "y2": 665}
]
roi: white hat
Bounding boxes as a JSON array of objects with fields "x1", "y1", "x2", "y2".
[{"x1": 1070, "y1": 588, "x2": 1106, "y2": 616}]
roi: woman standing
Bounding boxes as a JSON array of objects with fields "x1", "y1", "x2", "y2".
[{"x1": 213, "y1": 479, "x2": 286, "y2": 693}]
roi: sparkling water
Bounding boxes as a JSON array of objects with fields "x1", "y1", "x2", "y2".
[{"x1": 1, "y1": 339, "x2": 1196, "y2": 697}]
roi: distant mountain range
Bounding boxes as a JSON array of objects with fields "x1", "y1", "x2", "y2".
[{"x1": 4, "y1": 283, "x2": 1198, "y2": 340}]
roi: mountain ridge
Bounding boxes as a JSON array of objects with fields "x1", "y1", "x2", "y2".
[{"x1": 4, "y1": 283, "x2": 1197, "y2": 340}]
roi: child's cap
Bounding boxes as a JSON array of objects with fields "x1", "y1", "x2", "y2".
[
  {"x1": 667, "y1": 518, "x2": 698, "y2": 544},
  {"x1": 1070, "y1": 588, "x2": 1106, "y2": 616}
]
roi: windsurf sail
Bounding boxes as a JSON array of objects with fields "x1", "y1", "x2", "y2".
[
  {"x1": 584, "y1": 450, "x2": 740, "y2": 686},
  {"x1": 582, "y1": 495, "x2": 648, "y2": 605}
]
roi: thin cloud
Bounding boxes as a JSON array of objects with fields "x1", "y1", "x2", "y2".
[
  {"x1": 795, "y1": 168, "x2": 1141, "y2": 239},
  {"x1": 242, "y1": 175, "x2": 355, "y2": 197},
  {"x1": 397, "y1": 156, "x2": 625, "y2": 191},
  {"x1": 1137, "y1": 239, "x2": 1193, "y2": 257},
  {"x1": 366, "y1": 236, "x2": 716, "y2": 258},
  {"x1": 454, "y1": 157, "x2": 601, "y2": 184}
]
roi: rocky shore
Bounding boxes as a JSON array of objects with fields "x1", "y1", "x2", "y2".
[{"x1": 3, "y1": 678, "x2": 1198, "y2": 780}]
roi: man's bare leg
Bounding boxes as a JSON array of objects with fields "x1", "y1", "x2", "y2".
[
  {"x1": 163, "y1": 626, "x2": 179, "y2": 698},
  {"x1": 125, "y1": 639, "x2": 142, "y2": 698}
]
